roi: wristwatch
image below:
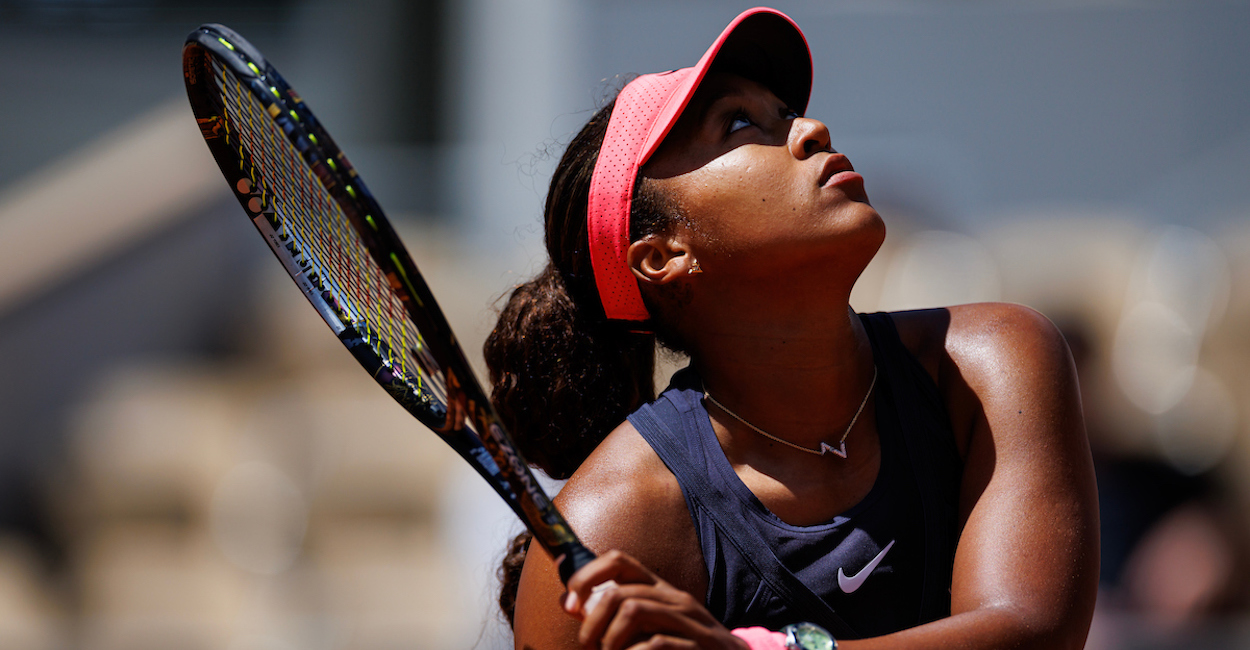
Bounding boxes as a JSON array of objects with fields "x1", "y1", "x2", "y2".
[{"x1": 780, "y1": 622, "x2": 837, "y2": 650}]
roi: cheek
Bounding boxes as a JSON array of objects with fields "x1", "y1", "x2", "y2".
[
  {"x1": 649, "y1": 151, "x2": 802, "y2": 252},
  {"x1": 670, "y1": 155, "x2": 784, "y2": 216},
  {"x1": 702, "y1": 150, "x2": 776, "y2": 193}
]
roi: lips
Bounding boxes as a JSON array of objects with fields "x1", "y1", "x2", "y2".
[
  {"x1": 818, "y1": 153, "x2": 857, "y2": 188},
  {"x1": 816, "y1": 153, "x2": 870, "y2": 204}
]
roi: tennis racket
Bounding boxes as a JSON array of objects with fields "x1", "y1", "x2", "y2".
[{"x1": 182, "y1": 23, "x2": 594, "y2": 583}]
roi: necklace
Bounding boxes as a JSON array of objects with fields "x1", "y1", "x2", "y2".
[{"x1": 703, "y1": 365, "x2": 877, "y2": 459}]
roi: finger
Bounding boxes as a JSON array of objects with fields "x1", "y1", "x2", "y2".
[
  {"x1": 625, "y1": 635, "x2": 697, "y2": 650},
  {"x1": 565, "y1": 549, "x2": 661, "y2": 615},
  {"x1": 602, "y1": 599, "x2": 696, "y2": 650},
  {"x1": 600, "y1": 598, "x2": 716, "y2": 650},
  {"x1": 578, "y1": 583, "x2": 696, "y2": 648},
  {"x1": 582, "y1": 580, "x2": 707, "y2": 619}
]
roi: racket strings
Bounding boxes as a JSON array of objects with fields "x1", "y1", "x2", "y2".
[{"x1": 211, "y1": 59, "x2": 448, "y2": 408}]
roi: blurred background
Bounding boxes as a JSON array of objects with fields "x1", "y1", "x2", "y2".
[{"x1": 0, "y1": 0, "x2": 1248, "y2": 648}]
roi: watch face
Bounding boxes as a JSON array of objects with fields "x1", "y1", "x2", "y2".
[{"x1": 783, "y1": 622, "x2": 835, "y2": 650}]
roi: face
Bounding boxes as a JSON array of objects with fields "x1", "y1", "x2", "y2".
[{"x1": 642, "y1": 73, "x2": 884, "y2": 275}]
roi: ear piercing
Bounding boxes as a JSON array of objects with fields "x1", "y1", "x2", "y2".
[{"x1": 688, "y1": 259, "x2": 703, "y2": 274}]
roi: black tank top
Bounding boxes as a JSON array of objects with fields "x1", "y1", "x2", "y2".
[{"x1": 627, "y1": 312, "x2": 962, "y2": 638}]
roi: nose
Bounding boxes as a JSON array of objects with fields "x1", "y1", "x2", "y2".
[{"x1": 788, "y1": 117, "x2": 834, "y2": 159}]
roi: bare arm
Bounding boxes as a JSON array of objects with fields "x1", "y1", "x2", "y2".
[{"x1": 841, "y1": 303, "x2": 1099, "y2": 649}]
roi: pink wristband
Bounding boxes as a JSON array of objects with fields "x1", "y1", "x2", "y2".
[{"x1": 731, "y1": 626, "x2": 787, "y2": 650}]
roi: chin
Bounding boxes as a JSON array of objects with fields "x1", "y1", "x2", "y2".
[
  {"x1": 866, "y1": 207, "x2": 887, "y2": 241},
  {"x1": 843, "y1": 207, "x2": 887, "y2": 267},
  {"x1": 845, "y1": 200, "x2": 886, "y2": 243}
]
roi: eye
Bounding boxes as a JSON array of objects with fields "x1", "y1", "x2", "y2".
[
  {"x1": 728, "y1": 111, "x2": 754, "y2": 134},
  {"x1": 782, "y1": 108, "x2": 800, "y2": 120}
]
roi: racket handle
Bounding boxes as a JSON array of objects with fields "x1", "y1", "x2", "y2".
[{"x1": 556, "y1": 542, "x2": 597, "y2": 585}]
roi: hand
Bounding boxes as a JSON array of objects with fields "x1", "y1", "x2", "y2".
[{"x1": 563, "y1": 549, "x2": 750, "y2": 650}]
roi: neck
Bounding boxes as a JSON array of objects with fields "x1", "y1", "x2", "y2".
[{"x1": 687, "y1": 299, "x2": 876, "y2": 453}]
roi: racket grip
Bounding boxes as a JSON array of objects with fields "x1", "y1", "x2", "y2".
[{"x1": 556, "y1": 542, "x2": 597, "y2": 585}]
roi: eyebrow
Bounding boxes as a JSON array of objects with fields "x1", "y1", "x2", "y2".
[
  {"x1": 703, "y1": 84, "x2": 752, "y2": 110},
  {"x1": 689, "y1": 85, "x2": 754, "y2": 131}
]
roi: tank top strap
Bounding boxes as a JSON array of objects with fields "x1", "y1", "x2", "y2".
[{"x1": 630, "y1": 391, "x2": 859, "y2": 637}]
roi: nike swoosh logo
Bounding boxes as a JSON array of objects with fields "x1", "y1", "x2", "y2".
[{"x1": 837, "y1": 540, "x2": 895, "y2": 594}]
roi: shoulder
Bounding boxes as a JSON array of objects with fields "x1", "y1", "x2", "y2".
[
  {"x1": 557, "y1": 418, "x2": 680, "y2": 522},
  {"x1": 885, "y1": 302, "x2": 1071, "y2": 386},
  {"x1": 939, "y1": 303, "x2": 1074, "y2": 398},
  {"x1": 885, "y1": 302, "x2": 1067, "y2": 365},
  {"x1": 885, "y1": 303, "x2": 1077, "y2": 454},
  {"x1": 554, "y1": 418, "x2": 705, "y2": 589},
  {"x1": 945, "y1": 301, "x2": 1067, "y2": 354}
]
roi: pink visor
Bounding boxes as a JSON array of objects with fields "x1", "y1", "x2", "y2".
[{"x1": 586, "y1": 7, "x2": 812, "y2": 321}]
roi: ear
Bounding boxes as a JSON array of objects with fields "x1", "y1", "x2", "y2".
[{"x1": 626, "y1": 234, "x2": 694, "y2": 287}]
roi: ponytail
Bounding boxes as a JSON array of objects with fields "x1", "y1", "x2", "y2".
[
  {"x1": 497, "y1": 530, "x2": 531, "y2": 630},
  {"x1": 484, "y1": 263, "x2": 655, "y2": 480}
]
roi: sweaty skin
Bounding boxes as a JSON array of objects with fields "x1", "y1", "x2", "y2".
[{"x1": 512, "y1": 75, "x2": 1098, "y2": 650}]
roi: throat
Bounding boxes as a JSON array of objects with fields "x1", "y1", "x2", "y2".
[{"x1": 701, "y1": 365, "x2": 877, "y2": 460}]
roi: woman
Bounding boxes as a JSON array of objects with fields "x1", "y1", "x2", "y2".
[{"x1": 486, "y1": 8, "x2": 1098, "y2": 649}]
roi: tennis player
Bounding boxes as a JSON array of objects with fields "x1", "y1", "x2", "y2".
[{"x1": 486, "y1": 7, "x2": 1098, "y2": 649}]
